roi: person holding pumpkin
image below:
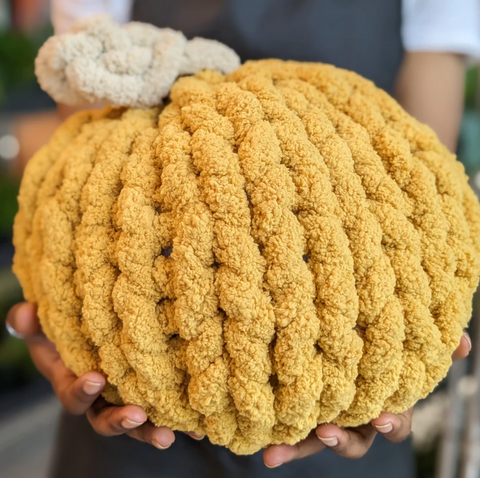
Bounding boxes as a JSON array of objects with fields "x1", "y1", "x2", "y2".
[{"x1": 6, "y1": 1, "x2": 480, "y2": 477}]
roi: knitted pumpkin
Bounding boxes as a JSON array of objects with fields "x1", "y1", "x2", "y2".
[{"x1": 12, "y1": 18, "x2": 480, "y2": 456}]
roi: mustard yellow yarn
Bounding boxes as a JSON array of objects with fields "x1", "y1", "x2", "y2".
[{"x1": 13, "y1": 60, "x2": 480, "y2": 454}]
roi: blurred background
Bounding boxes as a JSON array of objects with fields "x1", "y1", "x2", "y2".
[
  {"x1": 0, "y1": 1, "x2": 480, "y2": 477},
  {"x1": 0, "y1": 1, "x2": 61, "y2": 477}
]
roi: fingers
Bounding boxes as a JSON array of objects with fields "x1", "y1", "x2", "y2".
[
  {"x1": 86, "y1": 400, "x2": 175, "y2": 449},
  {"x1": 316, "y1": 423, "x2": 377, "y2": 459},
  {"x1": 263, "y1": 431, "x2": 325, "y2": 468},
  {"x1": 6, "y1": 302, "x2": 42, "y2": 339},
  {"x1": 87, "y1": 398, "x2": 148, "y2": 436},
  {"x1": 6, "y1": 303, "x2": 69, "y2": 384},
  {"x1": 127, "y1": 422, "x2": 176, "y2": 450},
  {"x1": 185, "y1": 432, "x2": 205, "y2": 441},
  {"x1": 52, "y1": 371, "x2": 106, "y2": 415},
  {"x1": 264, "y1": 411, "x2": 411, "y2": 468},
  {"x1": 452, "y1": 331, "x2": 472, "y2": 361},
  {"x1": 270, "y1": 320, "x2": 463, "y2": 467},
  {"x1": 7, "y1": 301, "x2": 416, "y2": 458},
  {"x1": 6, "y1": 302, "x2": 106, "y2": 414},
  {"x1": 264, "y1": 421, "x2": 377, "y2": 468},
  {"x1": 6, "y1": 302, "x2": 59, "y2": 379},
  {"x1": 371, "y1": 408, "x2": 414, "y2": 443}
]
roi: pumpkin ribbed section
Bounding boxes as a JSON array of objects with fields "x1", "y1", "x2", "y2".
[{"x1": 13, "y1": 60, "x2": 480, "y2": 454}]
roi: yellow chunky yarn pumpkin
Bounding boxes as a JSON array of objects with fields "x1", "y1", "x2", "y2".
[{"x1": 13, "y1": 60, "x2": 480, "y2": 455}]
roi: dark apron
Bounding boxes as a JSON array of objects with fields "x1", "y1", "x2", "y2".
[
  {"x1": 51, "y1": 413, "x2": 415, "y2": 478},
  {"x1": 50, "y1": 1, "x2": 414, "y2": 477},
  {"x1": 131, "y1": 0, "x2": 404, "y2": 92}
]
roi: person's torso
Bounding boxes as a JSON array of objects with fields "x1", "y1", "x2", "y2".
[
  {"x1": 49, "y1": 3, "x2": 415, "y2": 477},
  {"x1": 132, "y1": 0, "x2": 404, "y2": 92}
]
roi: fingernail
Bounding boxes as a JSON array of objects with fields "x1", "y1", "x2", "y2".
[
  {"x1": 83, "y1": 380, "x2": 103, "y2": 395},
  {"x1": 188, "y1": 432, "x2": 205, "y2": 440},
  {"x1": 122, "y1": 418, "x2": 145, "y2": 429},
  {"x1": 265, "y1": 463, "x2": 282, "y2": 468},
  {"x1": 5, "y1": 321, "x2": 24, "y2": 340},
  {"x1": 374, "y1": 422, "x2": 393, "y2": 434},
  {"x1": 463, "y1": 331, "x2": 472, "y2": 351},
  {"x1": 153, "y1": 439, "x2": 171, "y2": 450},
  {"x1": 317, "y1": 436, "x2": 338, "y2": 447}
]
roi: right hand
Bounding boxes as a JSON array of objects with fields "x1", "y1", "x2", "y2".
[{"x1": 6, "y1": 302, "x2": 203, "y2": 449}]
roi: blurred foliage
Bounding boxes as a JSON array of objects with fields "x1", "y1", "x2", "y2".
[
  {"x1": 458, "y1": 110, "x2": 480, "y2": 177},
  {"x1": 0, "y1": 25, "x2": 52, "y2": 105},
  {"x1": 0, "y1": 30, "x2": 36, "y2": 96},
  {"x1": 0, "y1": 17, "x2": 51, "y2": 396},
  {"x1": 0, "y1": 268, "x2": 38, "y2": 394},
  {"x1": 0, "y1": 174, "x2": 19, "y2": 236},
  {"x1": 465, "y1": 67, "x2": 478, "y2": 110},
  {"x1": 458, "y1": 67, "x2": 480, "y2": 177},
  {"x1": 0, "y1": 172, "x2": 35, "y2": 394}
]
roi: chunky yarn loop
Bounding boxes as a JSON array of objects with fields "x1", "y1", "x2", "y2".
[
  {"x1": 35, "y1": 15, "x2": 240, "y2": 108},
  {"x1": 13, "y1": 60, "x2": 480, "y2": 454}
]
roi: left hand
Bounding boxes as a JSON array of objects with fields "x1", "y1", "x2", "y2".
[
  {"x1": 263, "y1": 331, "x2": 472, "y2": 468},
  {"x1": 5, "y1": 302, "x2": 202, "y2": 449}
]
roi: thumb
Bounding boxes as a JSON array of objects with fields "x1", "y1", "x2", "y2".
[
  {"x1": 6, "y1": 302, "x2": 42, "y2": 338},
  {"x1": 452, "y1": 331, "x2": 471, "y2": 361}
]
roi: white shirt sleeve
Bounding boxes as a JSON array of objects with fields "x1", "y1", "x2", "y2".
[
  {"x1": 402, "y1": 0, "x2": 480, "y2": 58},
  {"x1": 51, "y1": 0, "x2": 133, "y2": 34}
]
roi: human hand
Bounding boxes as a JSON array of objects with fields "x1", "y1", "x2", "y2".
[
  {"x1": 6, "y1": 302, "x2": 471, "y2": 458},
  {"x1": 6, "y1": 302, "x2": 204, "y2": 449},
  {"x1": 263, "y1": 331, "x2": 472, "y2": 468}
]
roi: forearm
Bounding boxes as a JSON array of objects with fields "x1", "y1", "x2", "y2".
[
  {"x1": 57, "y1": 102, "x2": 106, "y2": 121},
  {"x1": 393, "y1": 51, "x2": 466, "y2": 152}
]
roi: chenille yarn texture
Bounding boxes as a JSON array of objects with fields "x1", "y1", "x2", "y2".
[
  {"x1": 35, "y1": 14, "x2": 240, "y2": 108},
  {"x1": 13, "y1": 59, "x2": 480, "y2": 455}
]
